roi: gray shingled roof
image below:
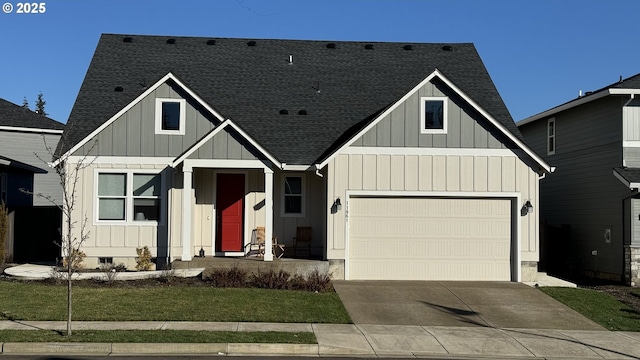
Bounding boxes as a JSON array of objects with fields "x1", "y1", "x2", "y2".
[
  {"x1": 614, "y1": 167, "x2": 640, "y2": 185},
  {"x1": 0, "y1": 98, "x2": 64, "y2": 130},
  {"x1": 61, "y1": 34, "x2": 522, "y2": 164}
]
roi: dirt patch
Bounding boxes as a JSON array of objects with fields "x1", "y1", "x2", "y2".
[{"x1": 585, "y1": 285, "x2": 640, "y2": 314}]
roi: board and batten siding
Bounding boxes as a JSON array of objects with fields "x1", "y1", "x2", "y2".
[
  {"x1": 72, "y1": 82, "x2": 218, "y2": 158},
  {"x1": 0, "y1": 130, "x2": 62, "y2": 206},
  {"x1": 519, "y1": 95, "x2": 627, "y2": 279},
  {"x1": 187, "y1": 128, "x2": 258, "y2": 161},
  {"x1": 325, "y1": 152, "x2": 539, "y2": 262},
  {"x1": 351, "y1": 79, "x2": 505, "y2": 149}
]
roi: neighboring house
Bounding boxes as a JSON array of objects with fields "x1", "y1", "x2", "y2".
[
  {"x1": 518, "y1": 73, "x2": 640, "y2": 286},
  {"x1": 56, "y1": 34, "x2": 550, "y2": 281},
  {"x1": 0, "y1": 98, "x2": 64, "y2": 262}
]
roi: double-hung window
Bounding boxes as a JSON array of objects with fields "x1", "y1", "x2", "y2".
[
  {"x1": 420, "y1": 96, "x2": 448, "y2": 134},
  {"x1": 97, "y1": 171, "x2": 162, "y2": 223},
  {"x1": 282, "y1": 175, "x2": 304, "y2": 217}
]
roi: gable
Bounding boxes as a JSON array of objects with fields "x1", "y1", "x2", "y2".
[
  {"x1": 186, "y1": 127, "x2": 259, "y2": 161},
  {"x1": 72, "y1": 81, "x2": 219, "y2": 157},
  {"x1": 351, "y1": 78, "x2": 506, "y2": 149}
]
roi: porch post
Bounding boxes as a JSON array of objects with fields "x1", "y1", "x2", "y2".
[
  {"x1": 264, "y1": 168, "x2": 274, "y2": 261},
  {"x1": 181, "y1": 167, "x2": 193, "y2": 261}
]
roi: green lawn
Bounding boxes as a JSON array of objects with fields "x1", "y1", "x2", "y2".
[
  {"x1": 540, "y1": 287, "x2": 640, "y2": 331},
  {"x1": 0, "y1": 330, "x2": 316, "y2": 343},
  {"x1": 0, "y1": 281, "x2": 351, "y2": 323}
]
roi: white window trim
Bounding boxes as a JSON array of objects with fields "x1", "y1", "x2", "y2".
[
  {"x1": 420, "y1": 96, "x2": 448, "y2": 134},
  {"x1": 281, "y1": 173, "x2": 306, "y2": 218},
  {"x1": 94, "y1": 168, "x2": 166, "y2": 226},
  {"x1": 547, "y1": 118, "x2": 556, "y2": 155},
  {"x1": 155, "y1": 98, "x2": 186, "y2": 135}
]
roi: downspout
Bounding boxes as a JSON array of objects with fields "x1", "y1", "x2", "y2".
[{"x1": 314, "y1": 164, "x2": 323, "y2": 177}]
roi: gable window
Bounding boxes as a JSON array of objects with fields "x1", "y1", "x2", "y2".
[
  {"x1": 420, "y1": 96, "x2": 448, "y2": 134},
  {"x1": 155, "y1": 98, "x2": 186, "y2": 135},
  {"x1": 547, "y1": 118, "x2": 555, "y2": 155},
  {"x1": 97, "y1": 171, "x2": 162, "y2": 223},
  {"x1": 282, "y1": 175, "x2": 304, "y2": 217}
]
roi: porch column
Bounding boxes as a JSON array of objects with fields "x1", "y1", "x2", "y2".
[
  {"x1": 181, "y1": 167, "x2": 193, "y2": 261},
  {"x1": 264, "y1": 168, "x2": 274, "y2": 261}
]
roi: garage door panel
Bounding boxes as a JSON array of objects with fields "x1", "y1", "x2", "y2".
[{"x1": 348, "y1": 197, "x2": 512, "y2": 281}]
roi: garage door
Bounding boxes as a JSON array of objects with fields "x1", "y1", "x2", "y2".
[{"x1": 348, "y1": 197, "x2": 512, "y2": 281}]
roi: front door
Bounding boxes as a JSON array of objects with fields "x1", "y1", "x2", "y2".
[{"x1": 215, "y1": 173, "x2": 245, "y2": 252}]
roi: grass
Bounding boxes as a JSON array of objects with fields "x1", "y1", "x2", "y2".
[
  {"x1": 540, "y1": 287, "x2": 640, "y2": 331},
  {"x1": 0, "y1": 330, "x2": 316, "y2": 343},
  {"x1": 0, "y1": 281, "x2": 351, "y2": 323}
]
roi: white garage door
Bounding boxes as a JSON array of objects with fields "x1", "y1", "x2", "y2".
[{"x1": 348, "y1": 197, "x2": 513, "y2": 281}]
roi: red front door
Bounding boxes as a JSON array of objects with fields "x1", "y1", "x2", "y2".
[{"x1": 216, "y1": 173, "x2": 245, "y2": 252}]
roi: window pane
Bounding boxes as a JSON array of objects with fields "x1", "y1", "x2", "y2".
[
  {"x1": 134, "y1": 198, "x2": 159, "y2": 221},
  {"x1": 99, "y1": 198, "x2": 125, "y2": 220},
  {"x1": 133, "y1": 174, "x2": 161, "y2": 196},
  {"x1": 548, "y1": 122, "x2": 555, "y2": 136},
  {"x1": 98, "y1": 173, "x2": 126, "y2": 196},
  {"x1": 162, "y1": 102, "x2": 181, "y2": 130},
  {"x1": 284, "y1": 177, "x2": 302, "y2": 195},
  {"x1": 284, "y1": 196, "x2": 302, "y2": 214},
  {"x1": 425, "y1": 100, "x2": 444, "y2": 129}
]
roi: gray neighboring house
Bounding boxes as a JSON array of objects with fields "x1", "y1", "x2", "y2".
[
  {"x1": 518, "y1": 73, "x2": 640, "y2": 285},
  {"x1": 0, "y1": 98, "x2": 64, "y2": 262},
  {"x1": 56, "y1": 34, "x2": 551, "y2": 281}
]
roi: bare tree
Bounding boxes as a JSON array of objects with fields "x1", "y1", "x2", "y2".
[{"x1": 26, "y1": 133, "x2": 95, "y2": 336}]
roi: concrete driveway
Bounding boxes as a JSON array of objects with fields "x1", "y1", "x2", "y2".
[{"x1": 333, "y1": 281, "x2": 604, "y2": 330}]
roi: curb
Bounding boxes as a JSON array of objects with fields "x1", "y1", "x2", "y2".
[{"x1": 1, "y1": 342, "x2": 321, "y2": 356}]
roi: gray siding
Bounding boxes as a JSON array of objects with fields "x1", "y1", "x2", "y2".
[
  {"x1": 188, "y1": 128, "x2": 258, "y2": 160},
  {"x1": 0, "y1": 130, "x2": 62, "y2": 206},
  {"x1": 519, "y1": 96, "x2": 626, "y2": 280},
  {"x1": 631, "y1": 197, "x2": 640, "y2": 246},
  {"x1": 74, "y1": 82, "x2": 217, "y2": 157},
  {"x1": 623, "y1": 98, "x2": 640, "y2": 167},
  {"x1": 354, "y1": 79, "x2": 506, "y2": 149}
]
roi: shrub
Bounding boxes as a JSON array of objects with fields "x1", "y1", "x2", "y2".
[
  {"x1": 248, "y1": 268, "x2": 291, "y2": 290},
  {"x1": 135, "y1": 246, "x2": 153, "y2": 271},
  {"x1": 99, "y1": 262, "x2": 126, "y2": 282},
  {"x1": 0, "y1": 202, "x2": 6, "y2": 265},
  {"x1": 62, "y1": 248, "x2": 86, "y2": 271},
  {"x1": 289, "y1": 270, "x2": 333, "y2": 293},
  {"x1": 207, "y1": 266, "x2": 248, "y2": 287}
]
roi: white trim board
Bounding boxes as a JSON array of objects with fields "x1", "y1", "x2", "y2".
[
  {"x1": 342, "y1": 147, "x2": 517, "y2": 157},
  {"x1": 0, "y1": 126, "x2": 63, "y2": 134}
]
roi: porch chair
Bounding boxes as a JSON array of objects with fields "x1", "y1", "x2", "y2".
[
  {"x1": 293, "y1": 226, "x2": 312, "y2": 258},
  {"x1": 245, "y1": 226, "x2": 265, "y2": 257}
]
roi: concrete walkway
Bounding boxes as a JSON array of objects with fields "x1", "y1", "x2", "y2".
[{"x1": 1, "y1": 320, "x2": 639, "y2": 358}]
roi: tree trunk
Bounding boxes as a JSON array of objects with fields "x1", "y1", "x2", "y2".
[{"x1": 67, "y1": 242, "x2": 72, "y2": 336}]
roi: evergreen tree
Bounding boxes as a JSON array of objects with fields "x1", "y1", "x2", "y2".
[
  {"x1": 35, "y1": 92, "x2": 47, "y2": 116},
  {"x1": 21, "y1": 97, "x2": 29, "y2": 109}
]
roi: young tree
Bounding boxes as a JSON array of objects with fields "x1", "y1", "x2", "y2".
[
  {"x1": 21, "y1": 97, "x2": 30, "y2": 109},
  {"x1": 0, "y1": 202, "x2": 7, "y2": 265},
  {"x1": 35, "y1": 92, "x2": 47, "y2": 116},
  {"x1": 27, "y1": 132, "x2": 95, "y2": 336}
]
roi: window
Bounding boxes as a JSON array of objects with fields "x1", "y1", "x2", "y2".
[
  {"x1": 155, "y1": 98, "x2": 186, "y2": 135},
  {"x1": 97, "y1": 171, "x2": 162, "y2": 223},
  {"x1": 547, "y1": 118, "x2": 555, "y2": 155},
  {"x1": 420, "y1": 96, "x2": 448, "y2": 134},
  {"x1": 282, "y1": 175, "x2": 304, "y2": 216}
]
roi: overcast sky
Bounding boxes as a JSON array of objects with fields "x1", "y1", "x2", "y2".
[{"x1": 1, "y1": 0, "x2": 637, "y2": 123}]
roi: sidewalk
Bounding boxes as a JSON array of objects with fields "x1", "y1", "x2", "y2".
[{"x1": 1, "y1": 320, "x2": 640, "y2": 358}]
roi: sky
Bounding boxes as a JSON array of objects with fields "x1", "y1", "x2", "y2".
[{"x1": 0, "y1": 0, "x2": 638, "y2": 124}]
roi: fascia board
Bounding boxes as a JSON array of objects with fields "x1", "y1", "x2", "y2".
[
  {"x1": 518, "y1": 91, "x2": 613, "y2": 126},
  {"x1": 613, "y1": 169, "x2": 640, "y2": 190},
  {"x1": 0, "y1": 126, "x2": 63, "y2": 134},
  {"x1": 53, "y1": 72, "x2": 226, "y2": 167}
]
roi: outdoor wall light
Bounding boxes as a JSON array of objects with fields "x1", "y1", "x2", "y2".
[
  {"x1": 524, "y1": 200, "x2": 533, "y2": 214},
  {"x1": 334, "y1": 198, "x2": 342, "y2": 211}
]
